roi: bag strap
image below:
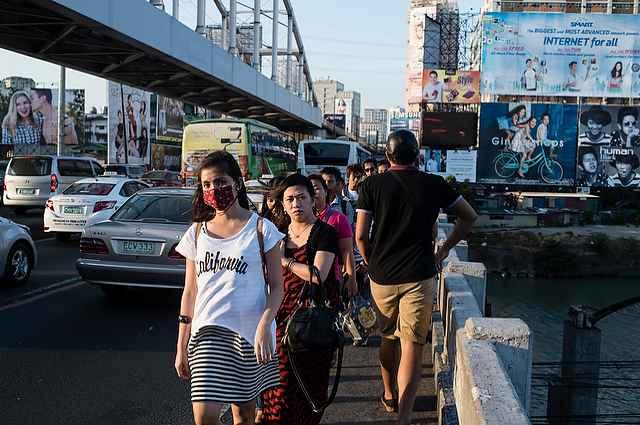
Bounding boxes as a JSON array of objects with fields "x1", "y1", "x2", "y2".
[
  {"x1": 256, "y1": 216, "x2": 268, "y2": 290},
  {"x1": 286, "y1": 340, "x2": 344, "y2": 414}
]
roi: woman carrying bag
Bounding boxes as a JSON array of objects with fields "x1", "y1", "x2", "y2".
[
  {"x1": 174, "y1": 151, "x2": 285, "y2": 425},
  {"x1": 261, "y1": 174, "x2": 342, "y2": 425}
]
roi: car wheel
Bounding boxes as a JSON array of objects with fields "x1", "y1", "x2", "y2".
[
  {"x1": 55, "y1": 232, "x2": 72, "y2": 242},
  {"x1": 99, "y1": 285, "x2": 127, "y2": 301},
  {"x1": 3, "y1": 242, "x2": 33, "y2": 286}
]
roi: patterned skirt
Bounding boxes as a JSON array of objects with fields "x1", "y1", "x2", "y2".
[{"x1": 188, "y1": 325, "x2": 280, "y2": 403}]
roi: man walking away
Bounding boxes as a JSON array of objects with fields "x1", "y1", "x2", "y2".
[{"x1": 355, "y1": 130, "x2": 477, "y2": 425}]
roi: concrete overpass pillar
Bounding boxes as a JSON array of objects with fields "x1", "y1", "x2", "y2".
[
  {"x1": 229, "y1": 0, "x2": 238, "y2": 56},
  {"x1": 196, "y1": 0, "x2": 206, "y2": 35},
  {"x1": 271, "y1": 0, "x2": 279, "y2": 81},
  {"x1": 253, "y1": 0, "x2": 261, "y2": 70}
]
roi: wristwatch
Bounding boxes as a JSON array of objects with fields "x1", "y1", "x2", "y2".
[{"x1": 178, "y1": 315, "x2": 191, "y2": 324}]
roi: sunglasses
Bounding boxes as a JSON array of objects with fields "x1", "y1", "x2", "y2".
[{"x1": 364, "y1": 168, "x2": 375, "y2": 173}]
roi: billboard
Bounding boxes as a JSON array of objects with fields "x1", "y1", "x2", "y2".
[
  {"x1": 335, "y1": 95, "x2": 354, "y2": 135},
  {"x1": 324, "y1": 114, "x2": 346, "y2": 130},
  {"x1": 420, "y1": 148, "x2": 477, "y2": 182},
  {"x1": 422, "y1": 69, "x2": 480, "y2": 104},
  {"x1": 157, "y1": 96, "x2": 184, "y2": 145},
  {"x1": 422, "y1": 112, "x2": 478, "y2": 148},
  {"x1": 481, "y1": 12, "x2": 640, "y2": 97},
  {"x1": 0, "y1": 87, "x2": 85, "y2": 159},
  {"x1": 477, "y1": 102, "x2": 577, "y2": 186},
  {"x1": 577, "y1": 105, "x2": 640, "y2": 188},
  {"x1": 406, "y1": 7, "x2": 427, "y2": 106},
  {"x1": 108, "y1": 82, "x2": 151, "y2": 165}
]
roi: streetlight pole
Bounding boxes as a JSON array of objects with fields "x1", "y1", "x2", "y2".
[{"x1": 57, "y1": 66, "x2": 66, "y2": 157}]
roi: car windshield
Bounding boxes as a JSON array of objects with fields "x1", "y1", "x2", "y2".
[
  {"x1": 64, "y1": 183, "x2": 115, "y2": 196},
  {"x1": 8, "y1": 157, "x2": 52, "y2": 176},
  {"x1": 112, "y1": 194, "x2": 192, "y2": 224},
  {"x1": 303, "y1": 143, "x2": 350, "y2": 166}
]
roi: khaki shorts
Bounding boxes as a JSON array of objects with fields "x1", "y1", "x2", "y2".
[{"x1": 370, "y1": 278, "x2": 434, "y2": 345}]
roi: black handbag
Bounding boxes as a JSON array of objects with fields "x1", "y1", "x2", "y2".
[{"x1": 281, "y1": 257, "x2": 345, "y2": 413}]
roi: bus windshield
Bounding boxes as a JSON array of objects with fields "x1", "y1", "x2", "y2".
[{"x1": 303, "y1": 142, "x2": 351, "y2": 166}]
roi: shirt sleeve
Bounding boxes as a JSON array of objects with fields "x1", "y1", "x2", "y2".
[
  {"x1": 356, "y1": 178, "x2": 373, "y2": 213},
  {"x1": 330, "y1": 211, "x2": 353, "y2": 239},
  {"x1": 315, "y1": 223, "x2": 339, "y2": 256},
  {"x1": 261, "y1": 217, "x2": 285, "y2": 252},
  {"x1": 176, "y1": 223, "x2": 198, "y2": 261},
  {"x1": 437, "y1": 176, "x2": 462, "y2": 210}
]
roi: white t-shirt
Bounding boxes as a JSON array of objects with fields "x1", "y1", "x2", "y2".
[
  {"x1": 524, "y1": 68, "x2": 537, "y2": 90},
  {"x1": 423, "y1": 81, "x2": 444, "y2": 102},
  {"x1": 426, "y1": 159, "x2": 438, "y2": 172},
  {"x1": 176, "y1": 213, "x2": 284, "y2": 347}
]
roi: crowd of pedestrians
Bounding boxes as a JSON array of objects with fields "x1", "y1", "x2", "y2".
[{"x1": 174, "y1": 130, "x2": 478, "y2": 425}]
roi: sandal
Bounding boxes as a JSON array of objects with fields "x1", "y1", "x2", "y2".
[{"x1": 380, "y1": 393, "x2": 398, "y2": 413}]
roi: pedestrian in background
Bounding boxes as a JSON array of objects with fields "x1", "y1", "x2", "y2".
[
  {"x1": 175, "y1": 151, "x2": 285, "y2": 425},
  {"x1": 377, "y1": 159, "x2": 390, "y2": 174},
  {"x1": 320, "y1": 166, "x2": 354, "y2": 225},
  {"x1": 262, "y1": 174, "x2": 341, "y2": 425},
  {"x1": 260, "y1": 176, "x2": 287, "y2": 232},
  {"x1": 355, "y1": 130, "x2": 477, "y2": 425},
  {"x1": 363, "y1": 159, "x2": 377, "y2": 177}
]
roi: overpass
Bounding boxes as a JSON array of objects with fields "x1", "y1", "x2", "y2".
[{"x1": 0, "y1": 0, "x2": 322, "y2": 132}]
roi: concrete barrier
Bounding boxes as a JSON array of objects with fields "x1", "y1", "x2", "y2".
[{"x1": 432, "y1": 224, "x2": 532, "y2": 425}]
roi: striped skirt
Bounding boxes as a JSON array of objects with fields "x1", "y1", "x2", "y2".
[{"x1": 187, "y1": 325, "x2": 280, "y2": 403}]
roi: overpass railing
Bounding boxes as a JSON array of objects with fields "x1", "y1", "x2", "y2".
[{"x1": 433, "y1": 217, "x2": 532, "y2": 425}]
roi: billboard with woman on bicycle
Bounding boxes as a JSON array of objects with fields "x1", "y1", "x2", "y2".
[{"x1": 477, "y1": 102, "x2": 578, "y2": 186}]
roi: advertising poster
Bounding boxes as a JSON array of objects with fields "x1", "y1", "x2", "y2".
[
  {"x1": 324, "y1": 114, "x2": 346, "y2": 130},
  {"x1": 151, "y1": 144, "x2": 181, "y2": 172},
  {"x1": 577, "y1": 105, "x2": 640, "y2": 188},
  {"x1": 422, "y1": 69, "x2": 481, "y2": 104},
  {"x1": 108, "y1": 81, "x2": 151, "y2": 165},
  {"x1": 420, "y1": 148, "x2": 477, "y2": 182},
  {"x1": 481, "y1": 12, "x2": 640, "y2": 97},
  {"x1": 406, "y1": 7, "x2": 427, "y2": 106},
  {"x1": 157, "y1": 96, "x2": 184, "y2": 144},
  {"x1": 422, "y1": 112, "x2": 478, "y2": 148},
  {"x1": 335, "y1": 95, "x2": 354, "y2": 134},
  {"x1": 477, "y1": 102, "x2": 578, "y2": 186},
  {"x1": 0, "y1": 87, "x2": 85, "y2": 159}
]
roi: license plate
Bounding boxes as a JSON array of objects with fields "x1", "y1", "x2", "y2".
[
  {"x1": 119, "y1": 240, "x2": 157, "y2": 256},
  {"x1": 18, "y1": 188, "x2": 36, "y2": 195},
  {"x1": 63, "y1": 205, "x2": 84, "y2": 215}
]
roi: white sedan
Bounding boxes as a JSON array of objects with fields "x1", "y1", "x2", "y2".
[{"x1": 44, "y1": 177, "x2": 150, "y2": 241}]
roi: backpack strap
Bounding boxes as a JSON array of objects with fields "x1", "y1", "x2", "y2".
[{"x1": 256, "y1": 216, "x2": 268, "y2": 292}]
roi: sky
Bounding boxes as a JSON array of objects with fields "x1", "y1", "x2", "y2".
[{"x1": 0, "y1": 0, "x2": 482, "y2": 112}]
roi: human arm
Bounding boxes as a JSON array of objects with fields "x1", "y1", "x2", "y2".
[
  {"x1": 281, "y1": 247, "x2": 336, "y2": 285},
  {"x1": 255, "y1": 244, "x2": 284, "y2": 364},
  {"x1": 175, "y1": 259, "x2": 197, "y2": 379},
  {"x1": 434, "y1": 198, "x2": 478, "y2": 269},
  {"x1": 355, "y1": 211, "x2": 373, "y2": 266},
  {"x1": 338, "y1": 237, "x2": 357, "y2": 297}
]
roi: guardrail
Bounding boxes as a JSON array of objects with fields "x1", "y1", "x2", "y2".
[{"x1": 433, "y1": 218, "x2": 532, "y2": 425}]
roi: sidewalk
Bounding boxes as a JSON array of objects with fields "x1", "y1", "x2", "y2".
[{"x1": 321, "y1": 335, "x2": 437, "y2": 425}]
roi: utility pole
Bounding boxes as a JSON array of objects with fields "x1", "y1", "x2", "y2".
[
  {"x1": 271, "y1": 0, "x2": 279, "y2": 81},
  {"x1": 57, "y1": 66, "x2": 66, "y2": 157}
]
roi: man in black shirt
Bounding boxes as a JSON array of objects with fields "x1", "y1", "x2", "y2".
[{"x1": 355, "y1": 130, "x2": 477, "y2": 425}]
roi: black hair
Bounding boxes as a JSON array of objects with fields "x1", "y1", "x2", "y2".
[
  {"x1": 617, "y1": 107, "x2": 638, "y2": 126},
  {"x1": 31, "y1": 88, "x2": 52, "y2": 104},
  {"x1": 127, "y1": 94, "x2": 133, "y2": 102},
  {"x1": 508, "y1": 105, "x2": 526, "y2": 118},
  {"x1": 308, "y1": 173, "x2": 328, "y2": 192},
  {"x1": 346, "y1": 163, "x2": 364, "y2": 179},
  {"x1": 260, "y1": 176, "x2": 287, "y2": 231},
  {"x1": 363, "y1": 158, "x2": 377, "y2": 168},
  {"x1": 541, "y1": 113, "x2": 551, "y2": 121},
  {"x1": 378, "y1": 159, "x2": 390, "y2": 168},
  {"x1": 192, "y1": 150, "x2": 250, "y2": 223},
  {"x1": 579, "y1": 146, "x2": 597, "y2": 162},
  {"x1": 526, "y1": 58, "x2": 532, "y2": 64},
  {"x1": 386, "y1": 130, "x2": 419, "y2": 165},
  {"x1": 611, "y1": 61, "x2": 623, "y2": 79},
  {"x1": 569, "y1": 61, "x2": 577, "y2": 68},
  {"x1": 320, "y1": 166, "x2": 343, "y2": 183},
  {"x1": 429, "y1": 70, "x2": 438, "y2": 77},
  {"x1": 275, "y1": 173, "x2": 316, "y2": 202}
]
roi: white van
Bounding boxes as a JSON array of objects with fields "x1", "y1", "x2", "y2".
[
  {"x1": 3, "y1": 155, "x2": 105, "y2": 213},
  {"x1": 297, "y1": 139, "x2": 372, "y2": 176}
]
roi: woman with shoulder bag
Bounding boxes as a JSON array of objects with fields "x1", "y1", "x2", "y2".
[
  {"x1": 261, "y1": 174, "x2": 342, "y2": 425},
  {"x1": 174, "y1": 151, "x2": 285, "y2": 425}
]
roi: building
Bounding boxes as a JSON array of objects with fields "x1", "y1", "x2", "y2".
[
  {"x1": 360, "y1": 108, "x2": 389, "y2": 147},
  {"x1": 2, "y1": 76, "x2": 35, "y2": 92},
  {"x1": 334, "y1": 90, "x2": 362, "y2": 138},
  {"x1": 205, "y1": 24, "x2": 259, "y2": 65},
  {"x1": 482, "y1": 0, "x2": 634, "y2": 13},
  {"x1": 84, "y1": 107, "x2": 108, "y2": 145},
  {"x1": 314, "y1": 78, "x2": 345, "y2": 117}
]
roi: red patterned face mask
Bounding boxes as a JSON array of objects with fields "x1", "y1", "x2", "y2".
[{"x1": 203, "y1": 185, "x2": 236, "y2": 211}]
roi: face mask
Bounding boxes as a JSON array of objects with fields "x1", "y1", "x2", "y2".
[{"x1": 203, "y1": 185, "x2": 237, "y2": 211}]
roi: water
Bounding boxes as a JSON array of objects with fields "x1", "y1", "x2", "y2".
[{"x1": 487, "y1": 277, "x2": 640, "y2": 418}]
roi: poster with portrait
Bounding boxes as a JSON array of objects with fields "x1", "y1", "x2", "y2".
[
  {"x1": 108, "y1": 81, "x2": 151, "y2": 165},
  {"x1": 0, "y1": 87, "x2": 85, "y2": 159},
  {"x1": 576, "y1": 105, "x2": 640, "y2": 188},
  {"x1": 481, "y1": 12, "x2": 640, "y2": 97},
  {"x1": 477, "y1": 102, "x2": 578, "y2": 186},
  {"x1": 420, "y1": 148, "x2": 477, "y2": 182},
  {"x1": 422, "y1": 70, "x2": 480, "y2": 104},
  {"x1": 405, "y1": 7, "x2": 427, "y2": 106},
  {"x1": 156, "y1": 96, "x2": 184, "y2": 145}
]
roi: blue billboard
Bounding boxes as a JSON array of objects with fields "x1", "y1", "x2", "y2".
[
  {"x1": 481, "y1": 12, "x2": 640, "y2": 97},
  {"x1": 477, "y1": 103, "x2": 578, "y2": 186}
]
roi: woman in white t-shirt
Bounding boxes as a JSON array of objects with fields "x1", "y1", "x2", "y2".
[{"x1": 174, "y1": 151, "x2": 285, "y2": 425}]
